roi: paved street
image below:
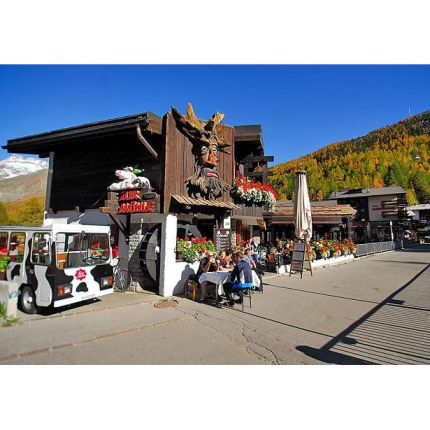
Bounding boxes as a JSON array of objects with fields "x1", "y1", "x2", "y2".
[{"x1": 1, "y1": 245, "x2": 429, "y2": 364}]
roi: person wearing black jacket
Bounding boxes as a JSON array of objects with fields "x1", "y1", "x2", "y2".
[{"x1": 223, "y1": 251, "x2": 254, "y2": 307}]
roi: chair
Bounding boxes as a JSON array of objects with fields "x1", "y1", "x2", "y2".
[
  {"x1": 185, "y1": 278, "x2": 201, "y2": 301},
  {"x1": 231, "y1": 282, "x2": 253, "y2": 312}
]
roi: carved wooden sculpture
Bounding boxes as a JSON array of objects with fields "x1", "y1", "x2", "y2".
[{"x1": 171, "y1": 103, "x2": 231, "y2": 199}]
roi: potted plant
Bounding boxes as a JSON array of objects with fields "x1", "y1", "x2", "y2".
[{"x1": 0, "y1": 248, "x2": 10, "y2": 280}]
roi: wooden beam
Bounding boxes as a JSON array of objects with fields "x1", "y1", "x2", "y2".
[
  {"x1": 246, "y1": 171, "x2": 264, "y2": 178},
  {"x1": 108, "y1": 213, "x2": 127, "y2": 237},
  {"x1": 136, "y1": 123, "x2": 158, "y2": 160},
  {"x1": 44, "y1": 152, "x2": 54, "y2": 216},
  {"x1": 238, "y1": 155, "x2": 274, "y2": 163}
]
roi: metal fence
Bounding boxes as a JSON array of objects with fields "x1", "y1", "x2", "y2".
[{"x1": 355, "y1": 240, "x2": 402, "y2": 257}]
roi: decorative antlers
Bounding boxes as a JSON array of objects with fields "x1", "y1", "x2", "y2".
[{"x1": 171, "y1": 103, "x2": 230, "y2": 153}]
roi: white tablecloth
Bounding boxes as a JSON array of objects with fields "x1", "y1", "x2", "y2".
[
  {"x1": 198, "y1": 270, "x2": 260, "y2": 296},
  {"x1": 199, "y1": 271, "x2": 231, "y2": 295}
]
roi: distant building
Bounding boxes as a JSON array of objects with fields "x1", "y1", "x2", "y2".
[
  {"x1": 264, "y1": 200, "x2": 356, "y2": 242},
  {"x1": 329, "y1": 186, "x2": 408, "y2": 242},
  {"x1": 407, "y1": 204, "x2": 430, "y2": 227}
]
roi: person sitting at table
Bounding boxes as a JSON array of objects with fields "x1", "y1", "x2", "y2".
[
  {"x1": 223, "y1": 249, "x2": 234, "y2": 269},
  {"x1": 223, "y1": 251, "x2": 254, "y2": 307},
  {"x1": 244, "y1": 248, "x2": 257, "y2": 269},
  {"x1": 196, "y1": 251, "x2": 219, "y2": 301},
  {"x1": 217, "y1": 250, "x2": 232, "y2": 271}
]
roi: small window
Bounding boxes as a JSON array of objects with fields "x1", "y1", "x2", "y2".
[
  {"x1": 31, "y1": 233, "x2": 51, "y2": 265},
  {"x1": 55, "y1": 232, "x2": 110, "y2": 268},
  {"x1": 9, "y1": 232, "x2": 26, "y2": 263},
  {"x1": 0, "y1": 232, "x2": 8, "y2": 251}
]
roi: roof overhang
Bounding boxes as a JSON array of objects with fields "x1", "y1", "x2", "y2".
[
  {"x1": 171, "y1": 195, "x2": 239, "y2": 210},
  {"x1": 3, "y1": 112, "x2": 162, "y2": 155}
]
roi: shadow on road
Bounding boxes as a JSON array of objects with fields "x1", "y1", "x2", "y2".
[
  {"x1": 264, "y1": 283, "x2": 379, "y2": 305},
  {"x1": 297, "y1": 263, "x2": 430, "y2": 365}
]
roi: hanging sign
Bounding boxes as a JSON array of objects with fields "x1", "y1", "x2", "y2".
[{"x1": 118, "y1": 190, "x2": 156, "y2": 214}]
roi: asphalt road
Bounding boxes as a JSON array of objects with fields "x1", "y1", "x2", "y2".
[{"x1": 1, "y1": 245, "x2": 429, "y2": 364}]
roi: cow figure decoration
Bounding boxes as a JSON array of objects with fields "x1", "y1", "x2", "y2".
[{"x1": 107, "y1": 167, "x2": 151, "y2": 191}]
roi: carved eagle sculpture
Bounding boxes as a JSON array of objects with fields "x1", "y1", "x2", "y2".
[{"x1": 171, "y1": 103, "x2": 230, "y2": 153}]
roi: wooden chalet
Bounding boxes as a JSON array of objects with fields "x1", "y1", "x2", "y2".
[
  {"x1": 265, "y1": 200, "x2": 356, "y2": 241},
  {"x1": 3, "y1": 104, "x2": 273, "y2": 296}
]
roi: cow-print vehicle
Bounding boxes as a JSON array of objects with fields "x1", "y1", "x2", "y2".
[{"x1": 0, "y1": 225, "x2": 114, "y2": 314}]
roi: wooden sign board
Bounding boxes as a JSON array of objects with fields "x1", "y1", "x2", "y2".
[
  {"x1": 290, "y1": 241, "x2": 313, "y2": 278},
  {"x1": 214, "y1": 228, "x2": 232, "y2": 253},
  {"x1": 100, "y1": 189, "x2": 159, "y2": 215}
]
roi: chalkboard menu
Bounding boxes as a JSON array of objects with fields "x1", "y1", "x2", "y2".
[
  {"x1": 290, "y1": 241, "x2": 313, "y2": 278},
  {"x1": 214, "y1": 229, "x2": 232, "y2": 253}
]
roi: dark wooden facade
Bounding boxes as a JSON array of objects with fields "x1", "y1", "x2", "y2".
[
  {"x1": 4, "y1": 112, "x2": 164, "y2": 213},
  {"x1": 162, "y1": 112, "x2": 234, "y2": 214},
  {"x1": 3, "y1": 109, "x2": 273, "y2": 224},
  {"x1": 232, "y1": 125, "x2": 273, "y2": 220}
]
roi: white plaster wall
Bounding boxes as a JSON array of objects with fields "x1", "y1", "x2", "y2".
[
  {"x1": 171, "y1": 261, "x2": 200, "y2": 296},
  {"x1": 368, "y1": 195, "x2": 398, "y2": 222},
  {"x1": 159, "y1": 214, "x2": 178, "y2": 297}
]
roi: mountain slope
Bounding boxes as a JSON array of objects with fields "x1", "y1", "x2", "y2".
[
  {"x1": 269, "y1": 110, "x2": 430, "y2": 204},
  {"x1": 0, "y1": 169, "x2": 48, "y2": 202}
]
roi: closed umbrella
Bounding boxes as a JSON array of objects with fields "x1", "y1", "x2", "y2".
[{"x1": 293, "y1": 170, "x2": 312, "y2": 242}]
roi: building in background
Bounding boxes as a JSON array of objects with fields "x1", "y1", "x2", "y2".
[
  {"x1": 408, "y1": 203, "x2": 430, "y2": 227},
  {"x1": 329, "y1": 186, "x2": 409, "y2": 242},
  {"x1": 264, "y1": 200, "x2": 356, "y2": 242}
]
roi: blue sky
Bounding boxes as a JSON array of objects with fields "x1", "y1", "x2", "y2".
[{"x1": 1, "y1": 65, "x2": 429, "y2": 165}]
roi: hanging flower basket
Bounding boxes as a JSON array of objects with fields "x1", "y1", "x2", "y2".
[{"x1": 230, "y1": 176, "x2": 277, "y2": 210}]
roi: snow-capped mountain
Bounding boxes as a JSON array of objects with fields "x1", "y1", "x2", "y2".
[{"x1": 0, "y1": 154, "x2": 48, "y2": 180}]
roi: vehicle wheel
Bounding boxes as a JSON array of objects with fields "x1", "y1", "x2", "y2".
[
  {"x1": 20, "y1": 285, "x2": 38, "y2": 314},
  {"x1": 114, "y1": 269, "x2": 132, "y2": 292}
]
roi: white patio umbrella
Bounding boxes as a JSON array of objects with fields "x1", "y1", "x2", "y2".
[{"x1": 293, "y1": 170, "x2": 312, "y2": 242}]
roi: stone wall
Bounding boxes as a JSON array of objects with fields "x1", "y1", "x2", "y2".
[
  {"x1": 127, "y1": 223, "x2": 145, "y2": 292},
  {"x1": 127, "y1": 221, "x2": 162, "y2": 293}
]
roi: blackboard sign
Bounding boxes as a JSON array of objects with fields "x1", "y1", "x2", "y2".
[
  {"x1": 290, "y1": 241, "x2": 313, "y2": 278},
  {"x1": 214, "y1": 229, "x2": 232, "y2": 253}
]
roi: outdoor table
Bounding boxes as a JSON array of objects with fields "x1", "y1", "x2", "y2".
[
  {"x1": 198, "y1": 271, "x2": 231, "y2": 300},
  {"x1": 198, "y1": 270, "x2": 261, "y2": 303}
]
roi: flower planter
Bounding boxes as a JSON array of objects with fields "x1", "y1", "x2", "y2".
[{"x1": 230, "y1": 176, "x2": 277, "y2": 210}]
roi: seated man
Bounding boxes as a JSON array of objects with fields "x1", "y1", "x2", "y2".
[
  {"x1": 196, "y1": 251, "x2": 218, "y2": 301},
  {"x1": 223, "y1": 251, "x2": 254, "y2": 307}
]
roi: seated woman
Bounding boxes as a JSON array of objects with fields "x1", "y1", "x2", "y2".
[
  {"x1": 217, "y1": 250, "x2": 233, "y2": 271},
  {"x1": 223, "y1": 249, "x2": 234, "y2": 270}
]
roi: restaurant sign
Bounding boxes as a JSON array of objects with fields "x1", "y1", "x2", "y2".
[
  {"x1": 214, "y1": 228, "x2": 231, "y2": 253},
  {"x1": 289, "y1": 241, "x2": 313, "y2": 278},
  {"x1": 118, "y1": 190, "x2": 156, "y2": 214}
]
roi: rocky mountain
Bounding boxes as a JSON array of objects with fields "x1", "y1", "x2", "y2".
[{"x1": 0, "y1": 154, "x2": 48, "y2": 180}]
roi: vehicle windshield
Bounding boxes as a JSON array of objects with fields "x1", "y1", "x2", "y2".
[{"x1": 55, "y1": 232, "x2": 110, "y2": 268}]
